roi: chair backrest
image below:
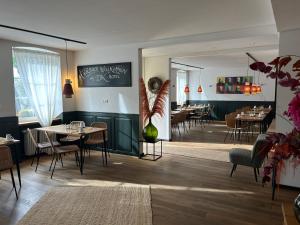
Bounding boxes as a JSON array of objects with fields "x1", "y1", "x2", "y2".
[
  {"x1": 251, "y1": 134, "x2": 269, "y2": 167},
  {"x1": 27, "y1": 128, "x2": 38, "y2": 148},
  {"x1": 0, "y1": 146, "x2": 13, "y2": 171},
  {"x1": 242, "y1": 106, "x2": 251, "y2": 112},
  {"x1": 225, "y1": 113, "x2": 236, "y2": 128},
  {"x1": 178, "y1": 111, "x2": 188, "y2": 123},
  {"x1": 44, "y1": 131, "x2": 57, "y2": 153},
  {"x1": 88, "y1": 122, "x2": 108, "y2": 142},
  {"x1": 171, "y1": 113, "x2": 181, "y2": 125}
]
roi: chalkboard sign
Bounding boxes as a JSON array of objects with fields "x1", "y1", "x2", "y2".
[{"x1": 77, "y1": 62, "x2": 132, "y2": 87}]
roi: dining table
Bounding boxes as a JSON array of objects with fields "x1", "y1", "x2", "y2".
[
  {"x1": 235, "y1": 110, "x2": 269, "y2": 134},
  {"x1": 36, "y1": 124, "x2": 108, "y2": 175},
  {"x1": 0, "y1": 137, "x2": 21, "y2": 186}
]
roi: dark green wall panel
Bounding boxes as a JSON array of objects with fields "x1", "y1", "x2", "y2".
[
  {"x1": 115, "y1": 117, "x2": 132, "y2": 153},
  {"x1": 185, "y1": 100, "x2": 276, "y2": 121},
  {"x1": 62, "y1": 111, "x2": 139, "y2": 156}
]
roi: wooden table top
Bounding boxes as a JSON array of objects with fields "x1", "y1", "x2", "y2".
[
  {"x1": 236, "y1": 114, "x2": 266, "y2": 122},
  {"x1": 37, "y1": 125, "x2": 106, "y2": 136},
  {"x1": 0, "y1": 137, "x2": 20, "y2": 146}
]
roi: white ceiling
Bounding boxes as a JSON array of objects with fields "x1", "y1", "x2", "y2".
[
  {"x1": 0, "y1": 0, "x2": 276, "y2": 50},
  {"x1": 142, "y1": 35, "x2": 278, "y2": 58},
  {"x1": 271, "y1": 0, "x2": 300, "y2": 32},
  {"x1": 171, "y1": 49, "x2": 279, "y2": 70}
]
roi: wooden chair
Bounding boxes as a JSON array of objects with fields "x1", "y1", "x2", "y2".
[
  {"x1": 44, "y1": 131, "x2": 80, "y2": 179},
  {"x1": 171, "y1": 113, "x2": 181, "y2": 135},
  {"x1": 224, "y1": 112, "x2": 249, "y2": 143},
  {"x1": 84, "y1": 122, "x2": 108, "y2": 164},
  {"x1": 27, "y1": 128, "x2": 60, "y2": 172},
  {"x1": 189, "y1": 108, "x2": 205, "y2": 127},
  {"x1": 0, "y1": 146, "x2": 18, "y2": 199}
]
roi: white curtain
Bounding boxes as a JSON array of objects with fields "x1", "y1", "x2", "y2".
[
  {"x1": 13, "y1": 48, "x2": 63, "y2": 127},
  {"x1": 176, "y1": 70, "x2": 187, "y2": 105}
]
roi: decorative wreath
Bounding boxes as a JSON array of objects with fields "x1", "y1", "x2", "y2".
[{"x1": 148, "y1": 77, "x2": 163, "y2": 94}]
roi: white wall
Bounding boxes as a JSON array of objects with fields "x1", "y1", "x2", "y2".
[
  {"x1": 188, "y1": 67, "x2": 276, "y2": 102},
  {"x1": 275, "y1": 28, "x2": 300, "y2": 187},
  {"x1": 74, "y1": 45, "x2": 140, "y2": 114},
  {"x1": 0, "y1": 38, "x2": 76, "y2": 119},
  {"x1": 170, "y1": 68, "x2": 178, "y2": 102},
  {"x1": 143, "y1": 56, "x2": 170, "y2": 140},
  {"x1": 277, "y1": 29, "x2": 300, "y2": 133},
  {"x1": 0, "y1": 39, "x2": 16, "y2": 117}
]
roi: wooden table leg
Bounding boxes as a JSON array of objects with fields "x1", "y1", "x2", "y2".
[
  {"x1": 14, "y1": 145, "x2": 21, "y2": 187},
  {"x1": 103, "y1": 130, "x2": 107, "y2": 166},
  {"x1": 79, "y1": 135, "x2": 84, "y2": 175},
  {"x1": 272, "y1": 167, "x2": 277, "y2": 200}
]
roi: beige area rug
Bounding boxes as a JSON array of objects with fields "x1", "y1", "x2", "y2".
[
  {"x1": 17, "y1": 185, "x2": 152, "y2": 225},
  {"x1": 162, "y1": 141, "x2": 252, "y2": 162}
]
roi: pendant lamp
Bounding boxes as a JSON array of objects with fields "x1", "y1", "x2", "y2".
[
  {"x1": 197, "y1": 85, "x2": 203, "y2": 93},
  {"x1": 244, "y1": 82, "x2": 251, "y2": 95},
  {"x1": 197, "y1": 68, "x2": 203, "y2": 93},
  {"x1": 62, "y1": 41, "x2": 74, "y2": 98},
  {"x1": 244, "y1": 55, "x2": 251, "y2": 95},
  {"x1": 256, "y1": 85, "x2": 262, "y2": 93},
  {"x1": 251, "y1": 84, "x2": 257, "y2": 95},
  {"x1": 184, "y1": 85, "x2": 190, "y2": 93}
]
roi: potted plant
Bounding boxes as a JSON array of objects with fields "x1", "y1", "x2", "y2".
[
  {"x1": 140, "y1": 78, "x2": 170, "y2": 142},
  {"x1": 250, "y1": 56, "x2": 300, "y2": 219}
]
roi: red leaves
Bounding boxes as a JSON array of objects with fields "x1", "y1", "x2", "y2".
[
  {"x1": 250, "y1": 55, "x2": 300, "y2": 92},
  {"x1": 140, "y1": 78, "x2": 170, "y2": 123},
  {"x1": 293, "y1": 59, "x2": 300, "y2": 71},
  {"x1": 140, "y1": 78, "x2": 151, "y2": 123},
  {"x1": 262, "y1": 128, "x2": 300, "y2": 184},
  {"x1": 151, "y1": 80, "x2": 170, "y2": 118},
  {"x1": 279, "y1": 56, "x2": 292, "y2": 68},
  {"x1": 269, "y1": 57, "x2": 280, "y2": 65}
]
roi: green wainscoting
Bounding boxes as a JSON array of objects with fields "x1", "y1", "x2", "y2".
[
  {"x1": 186, "y1": 100, "x2": 276, "y2": 121},
  {"x1": 63, "y1": 111, "x2": 139, "y2": 156}
]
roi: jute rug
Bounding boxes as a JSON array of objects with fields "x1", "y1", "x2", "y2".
[{"x1": 17, "y1": 185, "x2": 152, "y2": 225}]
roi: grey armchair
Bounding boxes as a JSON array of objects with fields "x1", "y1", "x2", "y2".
[{"x1": 229, "y1": 134, "x2": 269, "y2": 182}]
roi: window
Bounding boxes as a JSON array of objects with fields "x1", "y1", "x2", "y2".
[
  {"x1": 12, "y1": 47, "x2": 63, "y2": 125},
  {"x1": 176, "y1": 70, "x2": 187, "y2": 105}
]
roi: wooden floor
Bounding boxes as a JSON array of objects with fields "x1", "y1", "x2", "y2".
[{"x1": 0, "y1": 148, "x2": 299, "y2": 225}]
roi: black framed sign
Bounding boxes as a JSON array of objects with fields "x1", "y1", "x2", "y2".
[{"x1": 77, "y1": 62, "x2": 132, "y2": 87}]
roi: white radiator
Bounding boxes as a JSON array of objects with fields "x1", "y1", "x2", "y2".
[{"x1": 24, "y1": 129, "x2": 56, "y2": 156}]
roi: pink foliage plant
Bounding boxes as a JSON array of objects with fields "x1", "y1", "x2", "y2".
[{"x1": 250, "y1": 56, "x2": 300, "y2": 183}]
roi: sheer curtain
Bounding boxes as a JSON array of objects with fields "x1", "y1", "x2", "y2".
[
  {"x1": 13, "y1": 48, "x2": 63, "y2": 127},
  {"x1": 176, "y1": 70, "x2": 187, "y2": 105}
]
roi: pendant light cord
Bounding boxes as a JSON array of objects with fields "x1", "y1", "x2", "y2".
[
  {"x1": 65, "y1": 40, "x2": 69, "y2": 80},
  {"x1": 247, "y1": 55, "x2": 249, "y2": 81}
]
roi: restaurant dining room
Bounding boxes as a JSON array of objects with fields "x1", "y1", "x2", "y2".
[
  {"x1": 142, "y1": 47, "x2": 277, "y2": 161},
  {"x1": 2, "y1": 1, "x2": 300, "y2": 225}
]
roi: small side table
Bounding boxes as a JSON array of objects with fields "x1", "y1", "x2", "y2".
[{"x1": 139, "y1": 139, "x2": 163, "y2": 161}]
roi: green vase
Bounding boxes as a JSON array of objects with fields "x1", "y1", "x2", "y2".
[{"x1": 142, "y1": 118, "x2": 158, "y2": 142}]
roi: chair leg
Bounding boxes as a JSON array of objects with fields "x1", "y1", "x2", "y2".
[
  {"x1": 10, "y1": 168, "x2": 18, "y2": 199},
  {"x1": 254, "y1": 168, "x2": 258, "y2": 182},
  {"x1": 230, "y1": 164, "x2": 237, "y2": 177},
  {"x1": 75, "y1": 152, "x2": 79, "y2": 167},
  {"x1": 101, "y1": 147, "x2": 105, "y2": 166},
  {"x1": 31, "y1": 150, "x2": 37, "y2": 166},
  {"x1": 51, "y1": 154, "x2": 58, "y2": 179},
  {"x1": 35, "y1": 149, "x2": 40, "y2": 172},
  {"x1": 49, "y1": 154, "x2": 55, "y2": 171},
  {"x1": 224, "y1": 130, "x2": 230, "y2": 142},
  {"x1": 257, "y1": 168, "x2": 260, "y2": 175}
]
